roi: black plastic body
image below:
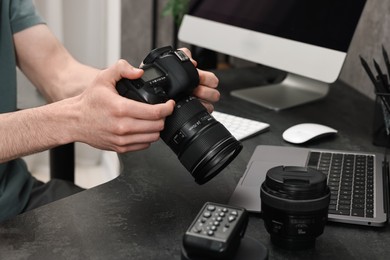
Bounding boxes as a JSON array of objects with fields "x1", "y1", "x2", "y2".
[
  {"x1": 183, "y1": 202, "x2": 248, "y2": 259},
  {"x1": 116, "y1": 46, "x2": 199, "y2": 104}
]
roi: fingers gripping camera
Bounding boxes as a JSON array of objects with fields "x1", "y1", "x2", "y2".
[
  {"x1": 116, "y1": 46, "x2": 242, "y2": 184},
  {"x1": 116, "y1": 46, "x2": 199, "y2": 104}
]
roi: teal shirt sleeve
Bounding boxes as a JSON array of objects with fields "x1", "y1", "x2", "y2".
[{"x1": 10, "y1": 0, "x2": 45, "y2": 33}]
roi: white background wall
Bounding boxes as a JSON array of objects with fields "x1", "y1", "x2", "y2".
[{"x1": 33, "y1": 0, "x2": 121, "y2": 67}]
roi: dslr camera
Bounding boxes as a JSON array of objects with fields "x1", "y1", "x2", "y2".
[{"x1": 116, "y1": 46, "x2": 242, "y2": 184}]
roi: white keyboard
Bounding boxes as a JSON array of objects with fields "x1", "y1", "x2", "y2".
[{"x1": 212, "y1": 111, "x2": 270, "y2": 141}]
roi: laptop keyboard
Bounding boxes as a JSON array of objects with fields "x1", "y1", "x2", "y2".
[{"x1": 307, "y1": 151, "x2": 374, "y2": 218}]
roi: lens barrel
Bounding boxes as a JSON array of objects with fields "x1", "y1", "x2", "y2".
[{"x1": 160, "y1": 96, "x2": 242, "y2": 184}]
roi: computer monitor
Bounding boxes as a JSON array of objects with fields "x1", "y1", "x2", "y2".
[{"x1": 178, "y1": 0, "x2": 367, "y2": 110}]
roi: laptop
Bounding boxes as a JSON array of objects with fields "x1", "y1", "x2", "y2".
[{"x1": 229, "y1": 145, "x2": 389, "y2": 227}]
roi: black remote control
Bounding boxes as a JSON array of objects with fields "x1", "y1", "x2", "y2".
[{"x1": 182, "y1": 202, "x2": 248, "y2": 259}]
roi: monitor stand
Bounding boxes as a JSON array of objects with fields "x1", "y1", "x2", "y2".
[{"x1": 230, "y1": 73, "x2": 330, "y2": 111}]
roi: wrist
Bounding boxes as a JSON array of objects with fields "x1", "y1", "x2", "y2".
[
  {"x1": 0, "y1": 98, "x2": 82, "y2": 162},
  {"x1": 34, "y1": 96, "x2": 83, "y2": 146}
]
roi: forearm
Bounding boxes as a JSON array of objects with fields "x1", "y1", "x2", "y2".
[
  {"x1": 31, "y1": 57, "x2": 100, "y2": 102},
  {"x1": 14, "y1": 24, "x2": 100, "y2": 102},
  {"x1": 0, "y1": 98, "x2": 78, "y2": 163}
]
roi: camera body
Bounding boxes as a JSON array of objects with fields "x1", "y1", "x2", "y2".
[
  {"x1": 116, "y1": 46, "x2": 199, "y2": 104},
  {"x1": 260, "y1": 166, "x2": 330, "y2": 250},
  {"x1": 116, "y1": 46, "x2": 242, "y2": 185}
]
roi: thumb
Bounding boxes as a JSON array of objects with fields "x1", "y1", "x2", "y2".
[{"x1": 103, "y1": 59, "x2": 144, "y2": 85}]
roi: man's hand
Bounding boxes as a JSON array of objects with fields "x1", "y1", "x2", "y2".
[{"x1": 73, "y1": 60, "x2": 175, "y2": 153}]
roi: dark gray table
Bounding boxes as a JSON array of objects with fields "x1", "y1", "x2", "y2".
[{"x1": 1, "y1": 67, "x2": 389, "y2": 260}]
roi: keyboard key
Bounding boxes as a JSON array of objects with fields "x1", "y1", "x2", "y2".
[
  {"x1": 352, "y1": 203, "x2": 364, "y2": 209},
  {"x1": 329, "y1": 209, "x2": 351, "y2": 215},
  {"x1": 339, "y1": 200, "x2": 351, "y2": 205},
  {"x1": 339, "y1": 205, "x2": 351, "y2": 210},
  {"x1": 308, "y1": 152, "x2": 320, "y2": 167},
  {"x1": 352, "y1": 209, "x2": 365, "y2": 217}
]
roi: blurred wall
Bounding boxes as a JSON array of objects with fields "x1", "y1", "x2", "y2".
[
  {"x1": 121, "y1": 0, "x2": 173, "y2": 65},
  {"x1": 339, "y1": 0, "x2": 390, "y2": 100}
]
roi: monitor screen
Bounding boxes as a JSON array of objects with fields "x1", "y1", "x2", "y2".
[
  {"x1": 179, "y1": 0, "x2": 367, "y2": 110},
  {"x1": 187, "y1": 0, "x2": 365, "y2": 52}
]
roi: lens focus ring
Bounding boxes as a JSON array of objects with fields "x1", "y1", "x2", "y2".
[{"x1": 161, "y1": 97, "x2": 206, "y2": 141}]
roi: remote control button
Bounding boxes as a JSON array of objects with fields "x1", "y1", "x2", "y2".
[
  {"x1": 228, "y1": 216, "x2": 236, "y2": 222},
  {"x1": 203, "y1": 212, "x2": 212, "y2": 218},
  {"x1": 213, "y1": 221, "x2": 220, "y2": 226},
  {"x1": 231, "y1": 211, "x2": 238, "y2": 216},
  {"x1": 222, "y1": 208, "x2": 228, "y2": 213},
  {"x1": 200, "y1": 218, "x2": 206, "y2": 223},
  {"x1": 217, "y1": 216, "x2": 223, "y2": 222},
  {"x1": 219, "y1": 212, "x2": 225, "y2": 217},
  {"x1": 193, "y1": 227, "x2": 201, "y2": 233},
  {"x1": 210, "y1": 226, "x2": 217, "y2": 231},
  {"x1": 197, "y1": 223, "x2": 204, "y2": 229},
  {"x1": 207, "y1": 205, "x2": 216, "y2": 211},
  {"x1": 207, "y1": 230, "x2": 214, "y2": 236}
]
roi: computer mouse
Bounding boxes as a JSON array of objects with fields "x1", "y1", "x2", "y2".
[{"x1": 282, "y1": 123, "x2": 338, "y2": 144}]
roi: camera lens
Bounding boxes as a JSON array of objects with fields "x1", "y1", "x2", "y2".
[
  {"x1": 160, "y1": 96, "x2": 242, "y2": 184},
  {"x1": 260, "y1": 166, "x2": 330, "y2": 250}
]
